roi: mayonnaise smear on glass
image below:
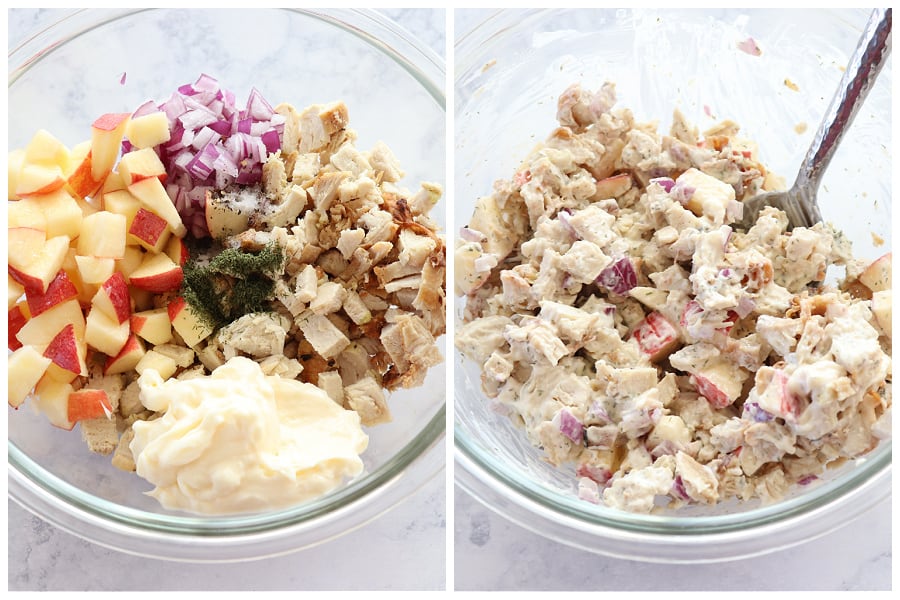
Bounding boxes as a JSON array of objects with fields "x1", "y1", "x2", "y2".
[{"x1": 130, "y1": 356, "x2": 368, "y2": 515}]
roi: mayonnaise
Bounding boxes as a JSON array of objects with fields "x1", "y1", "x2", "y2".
[{"x1": 130, "y1": 356, "x2": 368, "y2": 515}]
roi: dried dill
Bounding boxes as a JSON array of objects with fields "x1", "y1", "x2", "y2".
[{"x1": 180, "y1": 241, "x2": 285, "y2": 331}]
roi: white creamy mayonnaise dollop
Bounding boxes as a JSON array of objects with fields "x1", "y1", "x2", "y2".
[{"x1": 130, "y1": 356, "x2": 368, "y2": 515}]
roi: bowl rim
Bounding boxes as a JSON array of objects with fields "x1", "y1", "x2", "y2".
[
  {"x1": 451, "y1": 6, "x2": 892, "y2": 563},
  {"x1": 8, "y1": 6, "x2": 447, "y2": 562}
]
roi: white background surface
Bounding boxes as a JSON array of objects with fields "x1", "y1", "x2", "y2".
[
  {"x1": 6, "y1": 7, "x2": 893, "y2": 593},
  {"x1": 7, "y1": 7, "x2": 447, "y2": 592}
]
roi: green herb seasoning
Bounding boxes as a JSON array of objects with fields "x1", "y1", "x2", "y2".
[{"x1": 180, "y1": 241, "x2": 285, "y2": 331}]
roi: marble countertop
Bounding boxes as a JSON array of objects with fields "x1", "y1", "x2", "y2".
[{"x1": 7, "y1": 7, "x2": 446, "y2": 592}]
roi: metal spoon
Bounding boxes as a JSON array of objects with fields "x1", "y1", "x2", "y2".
[{"x1": 737, "y1": 8, "x2": 891, "y2": 231}]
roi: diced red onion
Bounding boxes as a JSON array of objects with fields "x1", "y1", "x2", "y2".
[
  {"x1": 797, "y1": 475, "x2": 818, "y2": 486},
  {"x1": 577, "y1": 477, "x2": 601, "y2": 504},
  {"x1": 131, "y1": 99, "x2": 159, "y2": 119},
  {"x1": 597, "y1": 257, "x2": 637, "y2": 295},
  {"x1": 725, "y1": 199, "x2": 744, "y2": 222},
  {"x1": 459, "y1": 226, "x2": 486, "y2": 242},
  {"x1": 119, "y1": 71, "x2": 127, "y2": 85},
  {"x1": 146, "y1": 74, "x2": 282, "y2": 237},
  {"x1": 555, "y1": 408, "x2": 584, "y2": 443},
  {"x1": 649, "y1": 177, "x2": 675, "y2": 193},
  {"x1": 738, "y1": 37, "x2": 762, "y2": 56},
  {"x1": 735, "y1": 297, "x2": 756, "y2": 318},
  {"x1": 671, "y1": 183, "x2": 696, "y2": 206},
  {"x1": 576, "y1": 464, "x2": 611, "y2": 485},
  {"x1": 671, "y1": 475, "x2": 691, "y2": 501}
]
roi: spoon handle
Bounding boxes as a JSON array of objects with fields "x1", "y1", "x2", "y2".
[{"x1": 796, "y1": 8, "x2": 891, "y2": 191}]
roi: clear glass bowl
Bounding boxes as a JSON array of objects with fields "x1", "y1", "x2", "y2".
[
  {"x1": 454, "y1": 8, "x2": 891, "y2": 563},
  {"x1": 8, "y1": 8, "x2": 446, "y2": 562}
]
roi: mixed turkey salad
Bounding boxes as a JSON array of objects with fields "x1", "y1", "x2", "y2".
[{"x1": 455, "y1": 82, "x2": 892, "y2": 513}]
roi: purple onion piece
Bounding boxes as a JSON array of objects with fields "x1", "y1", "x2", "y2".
[
  {"x1": 556, "y1": 408, "x2": 584, "y2": 443},
  {"x1": 671, "y1": 475, "x2": 691, "y2": 501},
  {"x1": 671, "y1": 183, "x2": 696, "y2": 206},
  {"x1": 797, "y1": 475, "x2": 818, "y2": 486},
  {"x1": 743, "y1": 401, "x2": 773, "y2": 423},
  {"x1": 649, "y1": 177, "x2": 676, "y2": 193},
  {"x1": 597, "y1": 258, "x2": 637, "y2": 295}
]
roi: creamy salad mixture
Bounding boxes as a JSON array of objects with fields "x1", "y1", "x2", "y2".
[
  {"x1": 455, "y1": 82, "x2": 892, "y2": 513},
  {"x1": 8, "y1": 74, "x2": 445, "y2": 515}
]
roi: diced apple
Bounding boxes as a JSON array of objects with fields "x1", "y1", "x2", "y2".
[
  {"x1": 128, "y1": 252, "x2": 183, "y2": 293},
  {"x1": 8, "y1": 148, "x2": 26, "y2": 199},
  {"x1": 8, "y1": 303, "x2": 29, "y2": 350},
  {"x1": 74, "y1": 255, "x2": 115, "y2": 285},
  {"x1": 8, "y1": 198, "x2": 48, "y2": 231},
  {"x1": 103, "y1": 333, "x2": 145, "y2": 375},
  {"x1": 118, "y1": 147, "x2": 167, "y2": 185},
  {"x1": 25, "y1": 269, "x2": 78, "y2": 317},
  {"x1": 15, "y1": 163, "x2": 66, "y2": 197},
  {"x1": 592, "y1": 173, "x2": 633, "y2": 201},
  {"x1": 115, "y1": 246, "x2": 145, "y2": 285},
  {"x1": 858, "y1": 253, "x2": 891, "y2": 293},
  {"x1": 84, "y1": 306, "x2": 130, "y2": 357},
  {"x1": 125, "y1": 111, "x2": 171, "y2": 149},
  {"x1": 32, "y1": 375, "x2": 75, "y2": 430},
  {"x1": 7, "y1": 227, "x2": 47, "y2": 272},
  {"x1": 168, "y1": 296, "x2": 213, "y2": 347},
  {"x1": 8, "y1": 234, "x2": 70, "y2": 294},
  {"x1": 101, "y1": 169, "x2": 126, "y2": 194},
  {"x1": 8, "y1": 275, "x2": 25, "y2": 309},
  {"x1": 76, "y1": 211, "x2": 126, "y2": 259},
  {"x1": 131, "y1": 308, "x2": 173, "y2": 345},
  {"x1": 42, "y1": 323, "x2": 87, "y2": 382},
  {"x1": 67, "y1": 388, "x2": 113, "y2": 422},
  {"x1": 164, "y1": 235, "x2": 189, "y2": 266},
  {"x1": 871, "y1": 289, "x2": 891, "y2": 338},
  {"x1": 691, "y1": 358, "x2": 749, "y2": 409},
  {"x1": 90, "y1": 113, "x2": 130, "y2": 181},
  {"x1": 674, "y1": 168, "x2": 736, "y2": 223},
  {"x1": 91, "y1": 272, "x2": 131, "y2": 324},
  {"x1": 8, "y1": 345, "x2": 52, "y2": 408},
  {"x1": 135, "y1": 349, "x2": 178, "y2": 380},
  {"x1": 128, "y1": 176, "x2": 187, "y2": 237},
  {"x1": 36, "y1": 187, "x2": 83, "y2": 239},
  {"x1": 631, "y1": 311, "x2": 680, "y2": 362},
  {"x1": 101, "y1": 188, "x2": 141, "y2": 229},
  {"x1": 66, "y1": 149, "x2": 104, "y2": 200},
  {"x1": 128, "y1": 207, "x2": 171, "y2": 253},
  {"x1": 16, "y1": 299, "x2": 85, "y2": 346},
  {"x1": 24, "y1": 129, "x2": 70, "y2": 169}
]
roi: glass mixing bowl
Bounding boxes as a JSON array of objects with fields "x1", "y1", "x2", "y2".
[
  {"x1": 8, "y1": 8, "x2": 446, "y2": 562},
  {"x1": 454, "y1": 8, "x2": 891, "y2": 563}
]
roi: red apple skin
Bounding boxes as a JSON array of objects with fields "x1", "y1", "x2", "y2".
[
  {"x1": 631, "y1": 311, "x2": 680, "y2": 362},
  {"x1": 67, "y1": 388, "x2": 112, "y2": 422},
  {"x1": 166, "y1": 237, "x2": 189, "y2": 266},
  {"x1": 42, "y1": 323, "x2": 85, "y2": 380},
  {"x1": 129, "y1": 207, "x2": 170, "y2": 252},
  {"x1": 93, "y1": 113, "x2": 131, "y2": 131},
  {"x1": 8, "y1": 264, "x2": 45, "y2": 297},
  {"x1": 103, "y1": 333, "x2": 145, "y2": 375},
  {"x1": 8, "y1": 305, "x2": 28, "y2": 350},
  {"x1": 691, "y1": 374, "x2": 732, "y2": 409},
  {"x1": 94, "y1": 272, "x2": 132, "y2": 324},
  {"x1": 25, "y1": 269, "x2": 79, "y2": 317},
  {"x1": 129, "y1": 259, "x2": 183, "y2": 293},
  {"x1": 67, "y1": 150, "x2": 104, "y2": 199}
]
